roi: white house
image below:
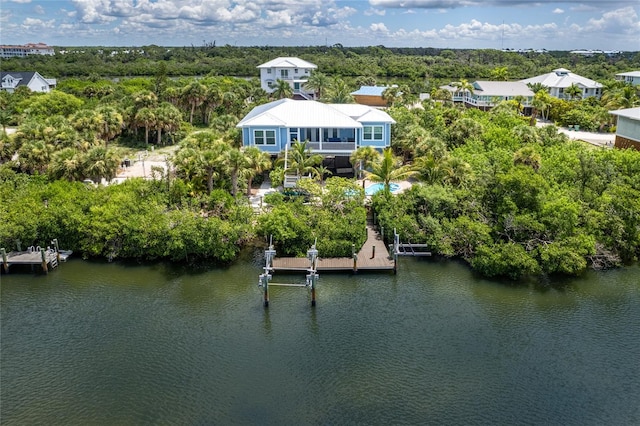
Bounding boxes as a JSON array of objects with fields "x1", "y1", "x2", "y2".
[
  {"x1": 258, "y1": 57, "x2": 317, "y2": 99},
  {"x1": 440, "y1": 81, "x2": 535, "y2": 113},
  {"x1": 520, "y1": 68, "x2": 602, "y2": 100},
  {"x1": 0, "y1": 71, "x2": 57, "y2": 93},
  {"x1": 615, "y1": 71, "x2": 640, "y2": 87},
  {"x1": 0, "y1": 43, "x2": 55, "y2": 58},
  {"x1": 610, "y1": 107, "x2": 640, "y2": 151}
]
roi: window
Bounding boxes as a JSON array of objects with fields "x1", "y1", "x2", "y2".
[
  {"x1": 267, "y1": 69, "x2": 271, "y2": 74},
  {"x1": 294, "y1": 69, "x2": 298, "y2": 74},
  {"x1": 254, "y1": 130, "x2": 276, "y2": 145},
  {"x1": 290, "y1": 129, "x2": 298, "y2": 142},
  {"x1": 363, "y1": 126, "x2": 383, "y2": 141},
  {"x1": 280, "y1": 70, "x2": 289, "y2": 78}
]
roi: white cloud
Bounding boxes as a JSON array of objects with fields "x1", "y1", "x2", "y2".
[
  {"x1": 584, "y1": 6, "x2": 640, "y2": 33},
  {"x1": 552, "y1": 8, "x2": 564, "y2": 14},
  {"x1": 21, "y1": 17, "x2": 55, "y2": 29},
  {"x1": 365, "y1": 8, "x2": 386, "y2": 16},
  {"x1": 370, "y1": 22, "x2": 389, "y2": 33},
  {"x1": 10, "y1": 0, "x2": 32, "y2": 3}
]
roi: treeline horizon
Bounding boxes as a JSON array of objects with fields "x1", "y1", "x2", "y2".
[{"x1": 4, "y1": 44, "x2": 639, "y2": 85}]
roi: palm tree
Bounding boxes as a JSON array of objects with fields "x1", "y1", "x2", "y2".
[
  {"x1": 18, "y1": 139, "x2": 52, "y2": 174},
  {"x1": 304, "y1": 71, "x2": 330, "y2": 100},
  {"x1": 273, "y1": 79, "x2": 293, "y2": 100},
  {"x1": 565, "y1": 83, "x2": 583, "y2": 100},
  {"x1": 452, "y1": 79, "x2": 474, "y2": 96},
  {"x1": 49, "y1": 147, "x2": 84, "y2": 181},
  {"x1": 490, "y1": 66, "x2": 509, "y2": 81},
  {"x1": 182, "y1": 81, "x2": 207, "y2": 124},
  {"x1": 324, "y1": 78, "x2": 354, "y2": 103},
  {"x1": 365, "y1": 148, "x2": 415, "y2": 195},
  {"x1": 84, "y1": 146, "x2": 121, "y2": 183},
  {"x1": 155, "y1": 102, "x2": 182, "y2": 146},
  {"x1": 313, "y1": 165, "x2": 332, "y2": 184},
  {"x1": 243, "y1": 146, "x2": 272, "y2": 196},
  {"x1": 134, "y1": 107, "x2": 156, "y2": 146},
  {"x1": 133, "y1": 91, "x2": 158, "y2": 109},
  {"x1": 277, "y1": 140, "x2": 322, "y2": 177},
  {"x1": 513, "y1": 146, "x2": 542, "y2": 171},
  {"x1": 95, "y1": 105, "x2": 124, "y2": 145},
  {"x1": 224, "y1": 147, "x2": 247, "y2": 197},
  {"x1": 602, "y1": 85, "x2": 640, "y2": 110},
  {"x1": 415, "y1": 154, "x2": 448, "y2": 185},
  {"x1": 443, "y1": 157, "x2": 473, "y2": 188},
  {"x1": 350, "y1": 146, "x2": 380, "y2": 179},
  {"x1": 527, "y1": 82, "x2": 549, "y2": 94}
]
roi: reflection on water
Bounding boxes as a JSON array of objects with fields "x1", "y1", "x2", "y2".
[{"x1": 2, "y1": 257, "x2": 639, "y2": 425}]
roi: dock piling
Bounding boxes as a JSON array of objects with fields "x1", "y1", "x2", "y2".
[{"x1": 1, "y1": 248, "x2": 7, "y2": 273}]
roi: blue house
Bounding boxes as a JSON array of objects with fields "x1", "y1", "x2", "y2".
[{"x1": 237, "y1": 99, "x2": 395, "y2": 157}]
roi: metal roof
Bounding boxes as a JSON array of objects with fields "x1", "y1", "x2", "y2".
[
  {"x1": 520, "y1": 68, "x2": 602, "y2": 89},
  {"x1": 350, "y1": 86, "x2": 390, "y2": 96},
  {"x1": 472, "y1": 81, "x2": 534, "y2": 97},
  {"x1": 257, "y1": 57, "x2": 317, "y2": 69},
  {"x1": 609, "y1": 107, "x2": 640, "y2": 121},
  {"x1": 616, "y1": 71, "x2": 640, "y2": 77},
  {"x1": 237, "y1": 99, "x2": 395, "y2": 128}
]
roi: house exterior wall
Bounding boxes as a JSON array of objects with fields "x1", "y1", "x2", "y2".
[
  {"x1": 616, "y1": 116, "x2": 640, "y2": 143},
  {"x1": 242, "y1": 121, "x2": 391, "y2": 155},
  {"x1": 260, "y1": 67, "x2": 312, "y2": 94},
  {"x1": 353, "y1": 94, "x2": 387, "y2": 107}
]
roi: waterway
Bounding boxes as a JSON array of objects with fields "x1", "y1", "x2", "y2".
[{"x1": 1, "y1": 255, "x2": 639, "y2": 425}]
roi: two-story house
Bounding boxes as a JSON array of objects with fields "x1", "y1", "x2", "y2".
[
  {"x1": 1, "y1": 71, "x2": 57, "y2": 93},
  {"x1": 615, "y1": 71, "x2": 640, "y2": 87},
  {"x1": 258, "y1": 57, "x2": 317, "y2": 100},
  {"x1": 520, "y1": 68, "x2": 602, "y2": 100},
  {"x1": 237, "y1": 99, "x2": 394, "y2": 157}
]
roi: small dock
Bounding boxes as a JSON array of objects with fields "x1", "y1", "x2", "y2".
[
  {"x1": 272, "y1": 225, "x2": 395, "y2": 273},
  {"x1": 1, "y1": 240, "x2": 71, "y2": 274}
]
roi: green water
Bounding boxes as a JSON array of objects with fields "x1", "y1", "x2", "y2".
[{"x1": 1, "y1": 255, "x2": 639, "y2": 425}]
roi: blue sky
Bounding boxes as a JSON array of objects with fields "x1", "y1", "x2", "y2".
[{"x1": 1, "y1": 0, "x2": 639, "y2": 50}]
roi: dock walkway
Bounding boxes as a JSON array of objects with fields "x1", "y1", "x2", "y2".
[
  {"x1": 1, "y1": 246, "x2": 71, "y2": 273},
  {"x1": 272, "y1": 225, "x2": 394, "y2": 272}
]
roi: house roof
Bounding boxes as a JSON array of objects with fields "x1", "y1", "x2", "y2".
[
  {"x1": 0, "y1": 71, "x2": 37, "y2": 87},
  {"x1": 520, "y1": 68, "x2": 602, "y2": 89},
  {"x1": 609, "y1": 107, "x2": 640, "y2": 121},
  {"x1": 257, "y1": 57, "x2": 317, "y2": 69},
  {"x1": 472, "y1": 81, "x2": 534, "y2": 97},
  {"x1": 350, "y1": 86, "x2": 390, "y2": 96},
  {"x1": 616, "y1": 71, "x2": 640, "y2": 77},
  {"x1": 237, "y1": 99, "x2": 395, "y2": 129}
]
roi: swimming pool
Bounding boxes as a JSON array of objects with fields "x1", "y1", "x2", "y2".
[{"x1": 365, "y1": 182, "x2": 401, "y2": 196}]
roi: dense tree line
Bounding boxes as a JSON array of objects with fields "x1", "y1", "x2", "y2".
[{"x1": 3, "y1": 45, "x2": 639, "y2": 87}]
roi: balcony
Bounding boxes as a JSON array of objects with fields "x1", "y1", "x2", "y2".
[{"x1": 307, "y1": 141, "x2": 356, "y2": 153}]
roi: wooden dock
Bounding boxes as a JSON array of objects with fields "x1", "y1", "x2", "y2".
[
  {"x1": 272, "y1": 225, "x2": 395, "y2": 272},
  {"x1": 1, "y1": 245, "x2": 71, "y2": 274}
]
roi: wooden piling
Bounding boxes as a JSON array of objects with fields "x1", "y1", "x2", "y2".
[
  {"x1": 40, "y1": 247, "x2": 48, "y2": 273},
  {"x1": 1, "y1": 248, "x2": 8, "y2": 273}
]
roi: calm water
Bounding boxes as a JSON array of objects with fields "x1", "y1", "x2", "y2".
[{"x1": 1, "y1": 255, "x2": 639, "y2": 425}]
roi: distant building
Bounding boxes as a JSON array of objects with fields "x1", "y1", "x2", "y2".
[
  {"x1": 569, "y1": 49, "x2": 621, "y2": 57},
  {"x1": 615, "y1": 71, "x2": 640, "y2": 87},
  {"x1": 440, "y1": 80, "x2": 535, "y2": 114},
  {"x1": 520, "y1": 68, "x2": 603, "y2": 100},
  {"x1": 257, "y1": 57, "x2": 317, "y2": 100},
  {"x1": 350, "y1": 86, "x2": 393, "y2": 107},
  {"x1": 1, "y1": 71, "x2": 57, "y2": 93},
  {"x1": 0, "y1": 43, "x2": 54, "y2": 58},
  {"x1": 610, "y1": 107, "x2": 640, "y2": 151}
]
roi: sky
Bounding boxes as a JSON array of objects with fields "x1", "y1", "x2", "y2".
[{"x1": 1, "y1": 0, "x2": 639, "y2": 50}]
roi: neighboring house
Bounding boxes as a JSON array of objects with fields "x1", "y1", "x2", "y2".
[
  {"x1": 237, "y1": 99, "x2": 395, "y2": 157},
  {"x1": 0, "y1": 43, "x2": 55, "y2": 58},
  {"x1": 0, "y1": 71, "x2": 57, "y2": 93},
  {"x1": 258, "y1": 57, "x2": 317, "y2": 100},
  {"x1": 440, "y1": 81, "x2": 534, "y2": 113},
  {"x1": 615, "y1": 71, "x2": 640, "y2": 87},
  {"x1": 520, "y1": 68, "x2": 603, "y2": 100},
  {"x1": 610, "y1": 107, "x2": 640, "y2": 151},
  {"x1": 351, "y1": 86, "x2": 393, "y2": 107}
]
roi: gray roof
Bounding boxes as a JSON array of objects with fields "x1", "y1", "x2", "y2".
[
  {"x1": 520, "y1": 68, "x2": 602, "y2": 89},
  {"x1": 472, "y1": 81, "x2": 534, "y2": 97},
  {"x1": 609, "y1": 107, "x2": 640, "y2": 121},
  {"x1": 0, "y1": 71, "x2": 37, "y2": 87}
]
